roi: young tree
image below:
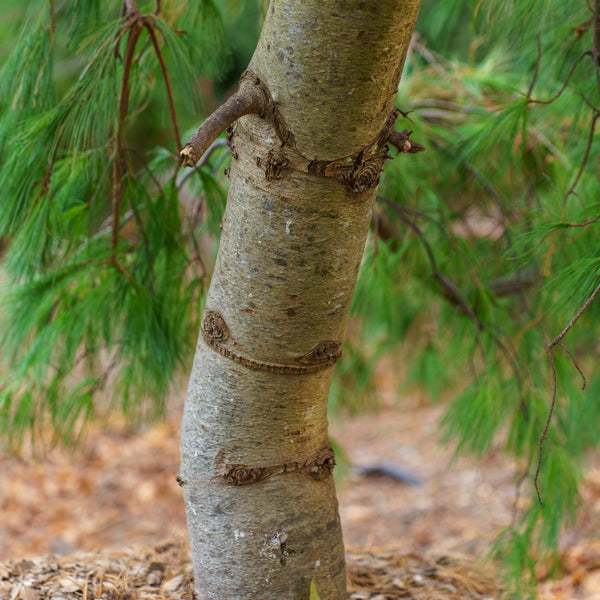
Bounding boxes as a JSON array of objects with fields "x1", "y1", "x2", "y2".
[
  {"x1": 1, "y1": 0, "x2": 600, "y2": 598},
  {"x1": 0, "y1": 1, "x2": 421, "y2": 598},
  {"x1": 177, "y1": 1, "x2": 421, "y2": 598}
]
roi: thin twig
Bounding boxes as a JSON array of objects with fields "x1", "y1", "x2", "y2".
[
  {"x1": 561, "y1": 213, "x2": 600, "y2": 228},
  {"x1": 124, "y1": 147, "x2": 164, "y2": 194},
  {"x1": 189, "y1": 230, "x2": 207, "y2": 279},
  {"x1": 134, "y1": 36, "x2": 151, "y2": 63},
  {"x1": 109, "y1": 258, "x2": 137, "y2": 287},
  {"x1": 562, "y1": 112, "x2": 600, "y2": 204},
  {"x1": 111, "y1": 12, "x2": 143, "y2": 253},
  {"x1": 556, "y1": 341, "x2": 587, "y2": 388},
  {"x1": 527, "y1": 36, "x2": 543, "y2": 98},
  {"x1": 379, "y1": 196, "x2": 530, "y2": 404},
  {"x1": 535, "y1": 281, "x2": 600, "y2": 504},
  {"x1": 143, "y1": 16, "x2": 182, "y2": 152},
  {"x1": 527, "y1": 52, "x2": 591, "y2": 105},
  {"x1": 380, "y1": 196, "x2": 481, "y2": 332},
  {"x1": 411, "y1": 40, "x2": 449, "y2": 77}
]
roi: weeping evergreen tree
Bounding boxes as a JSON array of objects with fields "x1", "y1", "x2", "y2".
[{"x1": 0, "y1": 0, "x2": 599, "y2": 597}]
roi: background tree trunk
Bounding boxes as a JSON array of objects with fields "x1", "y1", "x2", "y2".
[{"x1": 179, "y1": 1, "x2": 421, "y2": 598}]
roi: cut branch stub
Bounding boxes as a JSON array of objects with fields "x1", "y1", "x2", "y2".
[
  {"x1": 179, "y1": 88, "x2": 266, "y2": 167},
  {"x1": 389, "y1": 129, "x2": 426, "y2": 154}
]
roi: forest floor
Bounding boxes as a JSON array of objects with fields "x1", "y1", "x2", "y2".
[{"x1": 2, "y1": 378, "x2": 600, "y2": 599}]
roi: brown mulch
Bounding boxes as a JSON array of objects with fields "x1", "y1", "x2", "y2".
[
  {"x1": 345, "y1": 550, "x2": 501, "y2": 600},
  {"x1": 0, "y1": 541, "x2": 503, "y2": 600},
  {"x1": 0, "y1": 541, "x2": 193, "y2": 600},
  {"x1": 3, "y1": 389, "x2": 600, "y2": 598}
]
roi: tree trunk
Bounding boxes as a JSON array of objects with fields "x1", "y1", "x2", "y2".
[{"x1": 179, "y1": 1, "x2": 421, "y2": 598}]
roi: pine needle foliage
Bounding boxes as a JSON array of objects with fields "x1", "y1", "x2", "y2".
[
  {"x1": 0, "y1": 0, "x2": 232, "y2": 447},
  {"x1": 339, "y1": 0, "x2": 600, "y2": 588}
]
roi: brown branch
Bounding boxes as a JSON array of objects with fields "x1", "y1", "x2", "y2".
[
  {"x1": 379, "y1": 196, "x2": 530, "y2": 401},
  {"x1": 411, "y1": 40, "x2": 449, "y2": 77},
  {"x1": 124, "y1": 0, "x2": 139, "y2": 15},
  {"x1": 591, "y1": 0, "x2": 600, "y2": 66},
  {"x1": 561, "y1": 212, "x2": 600, "y2": 228},
  {"x1": 526, "y1": 1, "x2": 600, "y2": 215},
  {"x1": 563, "y1": 111, "x2": 600, "y2": 203},
  {"x1": 111, "y1": 13, "x2": 143, "y2": 253},
  {"x1": 109, "y1": 258, "x2": 137, "y2": 287},
  {"x1": 379, "y1": 196, "x2": 481, "y2": 331},
  {"x1": 180, "y1": 91, "x2": 265, "y2": 167},
  {"x1": 143, "y1": 17, "x2": 182, "y2": 152},
  {"x1": 535, "y1": 281, "x2": 600, "y2": 504},
  {"x1": 388, "y1": 129, "x2": 426, "y2": 154},
  {"x1": 488, "y1": 267, "x2": 539, "y2": 297},
  {"x1": 556, "y1": 341, "x2": 587, "y2": 388},
  {"x1": 527, "y1": 36, "x2": 543, "y2": 98},
  {"x1": 124, "y1": 147, "x2": 164, "y2": 194},
  {"x1": 528, "y1": 51, "x2": 591, "y2": 105},
  {"x1": 49, "y1": 0, "x2": 56, "y2": 34},
  {"x1": 525, "y1": 8, "x2": 600, "y2": 205}
]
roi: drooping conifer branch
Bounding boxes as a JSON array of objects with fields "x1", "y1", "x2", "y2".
[
  {"x1": 535, "y1": 281, "x2": 600, "y2": 504},
  {"x1": 111, "y1": 6, "x2": 143, "y2": 253},
  {"x1": 527, "y1": 50, "x2": 591, "y2": 105},
  {"x1": 179, "y1": 90, "x2": 266, "y2": 167},
  {"x1": 378, "y1": 196, "x2": 526, "y2": 401},
  {"x1": 524, "y1": 2, "x2": 600, "y2": 216},
  {"x1": 592, "y1": 0, "x2": 600, "y2": 65},
  {"x1": 143, "y1": 17, "x2": 182, "y2": 152},
  {"x1": 561, "y1": 111, "x2": 600, "y2": 203}
]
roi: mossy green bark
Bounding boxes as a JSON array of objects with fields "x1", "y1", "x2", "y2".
[{"x1": 180, "y1": 1, "x2": 421, "y2": 599}]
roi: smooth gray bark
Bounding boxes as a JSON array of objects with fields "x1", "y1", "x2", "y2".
[{"x1": 180, "y1": 1, "x2": 421, "y2": 598}]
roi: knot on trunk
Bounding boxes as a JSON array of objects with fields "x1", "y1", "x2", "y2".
[
  {"x1": 307, "y1": 446, "x2": 336, "y2": 480},
  {"x1": 224, "y1": 465, "x2": 266, "y2": 485},
  {"x1": 257, "y1": 148, "x2": 290, "y2": 181},
  {"x1": 200, "y1": 309, "x2": 342, "y2": 374},
  {"x1": 217, "y1": 444, "x2": 337, "y2": 485},
  {"x1": 346, "y1": 145, "x2": 392, "y2": 193},
  {"x1": 202, "y1": 310, "x2": 230, "y2": 343}
]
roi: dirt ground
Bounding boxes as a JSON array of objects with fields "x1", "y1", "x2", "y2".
[{"x1": 2, "y1": 383, "x2": 600, "y2": 599}]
